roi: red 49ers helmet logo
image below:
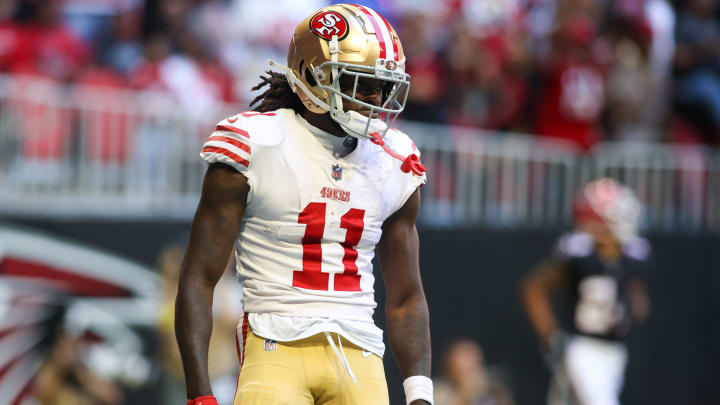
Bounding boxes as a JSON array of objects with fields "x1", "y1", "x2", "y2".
[{"x1": 310, "y1": 10, "x2": 349, "y2": 41}]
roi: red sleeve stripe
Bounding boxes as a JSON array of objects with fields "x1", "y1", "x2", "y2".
[
  {"x1": 216, "y1": 124, "x2": 250, "y2": 139},
  {"x1": 202, "y1": 146, "x2": 249, "y2": 167},
  {"x1": 207, "y1": 135, "x2": 251, "y2": 154}
]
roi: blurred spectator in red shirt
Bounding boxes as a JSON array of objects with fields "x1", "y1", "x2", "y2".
[
  {"x1": 11, "y1": 0, "x2": 90, "y2": 81},
  {"x1": 0, "y1": 0, "x2": 19, "y2": 71},
  {"x1": 400, "y1": 12, "x2": 447, "y2": 123},
  {"x1": 446, "y1": 29, "x2": 529, "y2": 130},
  {"x1": 130, "y1": 32, "x2": 233, "y2": 117},
  {"x1": 431, "y1": 1, "x2": 531, "y2": 131},
  {"x1": 535, "y1": 13, "x2": 607, "y2": 150},
  {"x1": 6, "y1": 0, "x2": 89, "y2": 183},
  {"x1": 179, "y1": 32, "x2": 235, "y2": 104},
  {"x1": 9, "y1": 76, "x2": 72, "y2": 176},
  {"x1": 75, "y1": 57, "x2": 134, "y2": 168},
  {"x1": 128, "y1": 33, "x2": 171, "y2": 92}
]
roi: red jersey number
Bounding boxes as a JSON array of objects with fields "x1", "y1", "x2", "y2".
[{"x1": 292, "y1": 203, "x2": 365, "y2": 292}]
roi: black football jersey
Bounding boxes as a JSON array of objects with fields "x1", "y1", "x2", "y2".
[{"x1": 553, "y1": 231, "x2": 651, "y2": 341}]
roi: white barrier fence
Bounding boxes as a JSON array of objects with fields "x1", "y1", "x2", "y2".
[
  {"x1": 0, "y1": 75, "x2": 718, "y2": 232},
  {"x1": 405, "y1": 123, "x2": 720, "y2": 232}
]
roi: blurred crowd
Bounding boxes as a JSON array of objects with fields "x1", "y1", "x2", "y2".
[
  {"x1": 0, "y1": 0, "x2": 718, "y2": 150},
  {"x1": 400, "y1": 0, "x2": 720, "y2": 148}
]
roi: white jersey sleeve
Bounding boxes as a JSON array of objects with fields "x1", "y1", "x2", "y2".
[
  {"x1": 200, "y1": 111, "x2": 284, "y2": 204},
  {"x1": 201, "y1": 116, "x2": 253, "y2": 174}
]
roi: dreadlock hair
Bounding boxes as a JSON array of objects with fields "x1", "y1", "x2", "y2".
[{"x1": 250, "y1": 71, "x2": 306, "y2": 113}]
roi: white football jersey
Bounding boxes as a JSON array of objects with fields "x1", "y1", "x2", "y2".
[{"x1": 200, "y1": 108, "x2": 425, "y2": 354}]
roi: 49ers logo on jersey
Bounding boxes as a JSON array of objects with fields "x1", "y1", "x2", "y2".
[
  {"x1": 320, "y1": 186, "x2": 350, "y2": 202},
  {"x1": 310, "y1": 11, "x2": 349, "y2": 41}
]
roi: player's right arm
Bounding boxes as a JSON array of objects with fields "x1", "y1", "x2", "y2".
[
  {"x1": 175, "y1": 163, "x2": 249, "y2": 399},
  {"x1": 520, "y1": 259, "x2": 566, "y2": 347}
]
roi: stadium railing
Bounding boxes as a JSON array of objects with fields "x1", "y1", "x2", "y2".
[{"x1": 0, "y1": 75, "x2": 717, "y2": 232}]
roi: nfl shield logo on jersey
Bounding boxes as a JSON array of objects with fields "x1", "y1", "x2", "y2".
[
  {"x1": 264, "y1": 339, "x2": 277, "y2": 352},
  {"x1": 332, "y1": 164, "x2": 343, "y2": 181}
]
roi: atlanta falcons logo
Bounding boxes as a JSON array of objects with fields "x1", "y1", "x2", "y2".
[{"x1": 310, "y1": 10, "x2": 349, "y2": 41}]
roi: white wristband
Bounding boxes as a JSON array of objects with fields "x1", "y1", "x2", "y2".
[{"x1": 403, "y1": 375, "x2": 433, "y2": 405}]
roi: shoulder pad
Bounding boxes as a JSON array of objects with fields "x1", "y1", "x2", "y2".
[
  {"x1": 622, "y1": 236, "x2": 651, "y2": 261},
  {"x1": 200, "y1": 109, "x2": 291, "y2": 173},
  {"x1": 556, "y1": 232, "x2": 594, "y2": 258},
  {"x1": 382, "y1": 128, "x2": 420, "y2": 158},
  {"x1": 217, "y1": 109, "x2": 289, "y2": 147}
]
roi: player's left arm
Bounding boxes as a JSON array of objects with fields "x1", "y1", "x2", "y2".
[{"x1": 378, "y1": 189, "x2": 431, "y2": 405}]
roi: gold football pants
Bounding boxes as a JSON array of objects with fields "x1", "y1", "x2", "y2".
[{"x1": 231, "y1": 320, "x2": 389, "y2": 405}]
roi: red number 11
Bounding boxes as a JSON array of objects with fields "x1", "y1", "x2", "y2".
[{"x1": 292, "y1": 202, "x2": 365, "y2": 292}]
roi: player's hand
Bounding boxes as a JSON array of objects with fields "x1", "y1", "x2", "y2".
[
  {"x1": 542, "y1": 330, "x2": 569, "y2": 369},
  {"x1": 187, "y1": 395, "x2": 219, "y2": 405}
]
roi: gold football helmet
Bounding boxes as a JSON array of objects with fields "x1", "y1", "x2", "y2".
[{"x1": 269, "y1": 3, "x2": 410, "y2": 139}]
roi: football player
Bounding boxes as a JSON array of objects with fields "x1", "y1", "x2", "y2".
[
  {"x1": 521, "y1": 178, "x2": 651, "y2": 405},
  {"x1": 175, "y1": 4, "x2": 432, "y2": 405}
]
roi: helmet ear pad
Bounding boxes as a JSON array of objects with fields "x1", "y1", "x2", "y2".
[
  {"x1": 293, "y1": 58, "x2": 331, "y2": 114},
  {"x1": 300, "y1": 62, "x2": 317, "y2": 87},
  {"x1": 295, "y1": 85, "x2": 327, "y2": 114}
]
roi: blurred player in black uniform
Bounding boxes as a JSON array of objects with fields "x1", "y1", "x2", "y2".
[{"x1": 521, "y1": 178, "x2": 651, "y2": 405}]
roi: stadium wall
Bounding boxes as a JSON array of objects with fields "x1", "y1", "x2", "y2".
[{"x1": 3, "y1": 218, "x2": 719, "y2": 405}]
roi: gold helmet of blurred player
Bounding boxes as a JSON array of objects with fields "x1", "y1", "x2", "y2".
[
  {"x1": 574, "y1": 178, "x2": 643, "y2": 242},
  {"x1": 269, "y1": 3, "x2": 410, "y2": 139}
]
